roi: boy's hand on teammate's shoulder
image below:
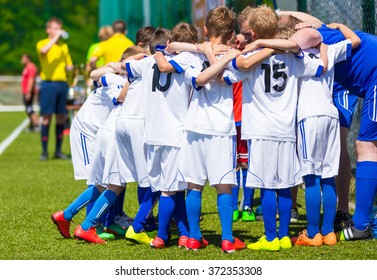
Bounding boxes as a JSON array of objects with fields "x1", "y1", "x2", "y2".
[
  {"x1": 225, "y1": 48, "x2": 241, "y2": 60},
  {"x1": 197, "y1": 41, "x2": 214, "y2": 54},
  {"x1": 242, "y1": 40, "x2": 260, "y2": 54},
  {"x1": 295, "y1": 22, "x2": 314, "y2": 30},
  {"x1": 326, "y1": 23, "x2": 342, "y2": 30},
  {"x1": 213, "y1": 44, "x2": 230, "y2": 55}
]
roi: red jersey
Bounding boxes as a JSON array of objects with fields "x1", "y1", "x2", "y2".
[
  {"x1": 21, "y1": 62, "x2": 37, "y2": 95},
  {"x1": 232, "y1": 81, "x2": 242, "y2": 125}
]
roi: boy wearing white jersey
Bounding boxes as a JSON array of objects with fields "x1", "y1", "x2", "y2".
[
  {"x1": 51, "y1": 70, "x2": 126, "y2": 242},
  {"x1": 115, "y1": 48, "x2": 161, "y2": 245},
  {"x1": 224, "y1": 5, "x2": 324, "y2": 251},
  {"x1": 291, "y1": 23, "x2": 360, "y2": 247},
  {"x1": 121, "y1": 26, "x2": 199, "y2": 249}
]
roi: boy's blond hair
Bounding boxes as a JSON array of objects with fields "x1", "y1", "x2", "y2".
[
  {"x1": 248, "y1": 4, "x2": 278, "y2": 39},
  {"x1": 170, "y1": 22, "x2": 198, "y2": 44},
  {"x1": 237, "y1": 6, "x2": 253, "y2": 30},
  {"x1": 205, "y1": 6, "x2": 236, "y2": 43},
  {"x1": 120, "y1": 46, "x2": 147, "y2": 61},
  {"x1": 274, "y1": 27, "x2": 295, "y2": 40}
]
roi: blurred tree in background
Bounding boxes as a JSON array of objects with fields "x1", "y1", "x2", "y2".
[{"x1": 0, "y1": 0, "x2": 98, "y2": 74}]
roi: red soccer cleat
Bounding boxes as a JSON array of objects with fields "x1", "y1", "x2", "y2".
[
  {"x1": 221, "y1": 237, "x2": 246, "y2": 253},
  {"x1": 51, "y1": 211, "x2": 71, "y2": 239},
  {"x1": 186, "y1": 237, "x2": 209, "y2": 251},
  {"x1": 74, "y1": 225, "x2": 105, "y2": 244},
  {"x1": 150, "y1": 236, "x2": 166, "y2": 249},
  {"x1": 177, "y1": 235, "x2": 189, "y2": 249}
]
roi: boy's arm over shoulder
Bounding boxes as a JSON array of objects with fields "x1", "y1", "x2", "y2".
[
  {"x1": 327, "y1": 23, "x2": 361, "y2": 49},
  {"x1": 290, "y1": 28, "x2": 322, "y2": 50},
  {"x1": 195, "y1": 48, "x2": 241, "y2": 86},
  {"x1": 278, "y1": 10, "x2": 323, "y2": 29},
  {"x1": 155, "y1": 51, "x2": 175, "y2": 73},
  {"x1": 235, "y1": 48, "x2": 275, "y2": 70}
]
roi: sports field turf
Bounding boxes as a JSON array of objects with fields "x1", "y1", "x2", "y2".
[{"x1": 0, "y1": 112, "x2": 376, "y2": 260}]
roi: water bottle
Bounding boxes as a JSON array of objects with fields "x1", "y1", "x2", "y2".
[
  {"x1": 371, "y1": 206, "x2": 377, "y2": 239},
  {"x1": 61, "y1": 30, "x2": 69, "y2": 40}
]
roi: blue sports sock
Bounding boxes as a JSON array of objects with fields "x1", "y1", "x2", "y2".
[
  {"x1": 81, "y1": 190, "x2": 118, "y2": 231},
  {"x1": 174, "y1": 191, "x2": 189, "y2": 237},
  {"x1": 232, "y1": 170, "x2": 240, "y2": 210},
  {"x1": 55, "y1": 124, "x2": 65, "y2": 153},
  {"x1": 157, "y1": 195, "x2": 176, "y2": 243},
  {"x1": 102, "y1": 204, "x2": 115, "y2": 228},
  {"x1": 242, "y1": 168, "x2": 248, "y2": 189},
  {"x1": 115, "y1": 188, "x2": 126, "y2": 216},
  {"x1": 186, "y1": 190, "x2": 202, "y2": 240},
  {"x1": 138, "y1": 186, "x2": 148, "y2": 205},
  {"x1": 217, "y1": 193, "x2": 234, "y2": 242},
  {"x1": 133, "y1": 187, "x2": 154, "y2": 233},
  {"x1": 41, "y1": 124, "x2": 49, "y2": 152},
  {"x1": 304, "y1": 175, "x2": 321, "y2": 238},
  {"x1": 353, "y1": 161, "x2": 377, "y2": 230},
  {"x1": 260, "y1": 189, "x2": 277, "y2": 241},
  {"x1": 242, "y1": 168, "x2": 253, "y2": 208},
  {"x1": 64, "y1": 185, "x2": 101, "y2": 221},
  {"x1": 145, "y1": 191, "x2": 160, "y2": 232},
  {"x1": 86, "y1": 185, "x2": 95, "y2": 216},
  {"x1": 321, "y1": 177, "x2": 337, "y2": 236},
  {"x1": 277, "y1": 188, "x2": 292, "y2": 239}
]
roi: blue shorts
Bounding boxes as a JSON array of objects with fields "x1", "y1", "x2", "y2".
[
  {"x1": 332, "y1": 82, "x2": 358, "y2": 129},
  {"x1": 358, "y1": 85, "x2": 377, "y2": 141},
  {"x1": 39, "y1": 81, "x2": 68, "y2": 115}
]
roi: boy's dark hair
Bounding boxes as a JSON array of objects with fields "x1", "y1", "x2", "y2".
[
  {"x1": 46, "y1": 17, "x2": 63, "y2": 28},
  {"x1": 23, "y1": 53, "x2": 33, "y2": 61},
  {"x1": 136, "y1": 26, "x2": 156, "y2": 45},
  {"x1": 112, "y1": 20, "x2": 127, "y2": 33},
  {"x1": 149, "y1": 27, "x2": 170, "y2": 54},
  {"x1": 205, "y1": 6, "x2": 236, "y2": 43},
  {"x1": 169, "y1": 22, "x2": 198, "y2": 43}
]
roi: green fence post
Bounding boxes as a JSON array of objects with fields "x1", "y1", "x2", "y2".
[
  {"x1": 297, "y1": 0, "x2": 307, "y2": 12},
  {"x1": 362, "y1": 0, "x2": 375, "y2": 34}
]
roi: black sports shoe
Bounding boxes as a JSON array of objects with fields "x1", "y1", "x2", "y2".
[
  {"x1": 54, "y1": 151, "x2": 68, "y2": 160},
  {"x1": 334, "y1": 211, "x2": 353, "y2": 232},
  {"x1": 40, "y1": 151, "x2": 48, "y2": 161},
  {"x1": 340, "y1": 225, "x2": 373, "y2": 241}
]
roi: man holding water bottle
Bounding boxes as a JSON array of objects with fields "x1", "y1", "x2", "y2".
[{"x1": 36, "y1": 17, "x2": 74, "y2": 160}]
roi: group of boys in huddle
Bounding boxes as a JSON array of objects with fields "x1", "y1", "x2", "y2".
[{"x1": 51, "y1": 4, "x2": 377, "y2": 253}]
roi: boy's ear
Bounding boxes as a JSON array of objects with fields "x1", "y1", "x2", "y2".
[
  {"x1": 250, "y1": 29, "x2": 257, "y2": 41},
  {"x1": 166, "y1": 40, "x2": 170, "y2": 46},
  {"x1": 203, "y1": 26, "x2": 208, "y2": 36}
]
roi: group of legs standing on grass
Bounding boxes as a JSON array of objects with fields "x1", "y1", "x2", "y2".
[{"x1": 50, "y1": 4, "x2": 377, "y2": 254}]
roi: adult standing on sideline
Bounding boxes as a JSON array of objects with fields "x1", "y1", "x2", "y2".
[
  {"x1": 21, "y1": 53, "x2": 39, "y2": 132},
  {"x1": 36, "y1": 17, "x2": 73, "y2": 160},
  {"x1": 89, "y1": 20, "x2": 134, "y2": 69}
]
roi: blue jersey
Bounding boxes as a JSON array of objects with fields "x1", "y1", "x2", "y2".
[{"x1": 318, "y1": 25, "x2": 377, "y2": 98}]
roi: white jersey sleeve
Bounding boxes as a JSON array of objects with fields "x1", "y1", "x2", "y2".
[{"x1": 330, "y1": 39, "x2": 352, "y2": 64}]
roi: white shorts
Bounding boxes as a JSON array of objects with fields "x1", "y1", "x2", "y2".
[
  {"x1": 86, "y1": 127, "x2": 125, "y2": 187},
  {"x1": 147, "y1": 145, "x2": 187, "y2": 192},
  {"x1": 246, "y1": 139, "x2": 302, "y2": 189},
  {"x1": 179, "y1": 131, "x2": 237, "y2": 186},
  {"x1": 70, "y1": 126, "x2": 95, "y2": 180},
  {"x1": 297, "y1": 116, "x2": 340, "y2": 178},
  {"x1": 115, "y1": 118, "x2": 150, "y2": 187}
]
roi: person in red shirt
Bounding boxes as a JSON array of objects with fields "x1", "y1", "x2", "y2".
[{"x1": 21, "y1": 53, "x2": 39, "y2": 131}]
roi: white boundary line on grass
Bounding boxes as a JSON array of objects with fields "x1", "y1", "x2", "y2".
[{"x1": 0, "y1": 118, "x2": 29, "y2": 155}]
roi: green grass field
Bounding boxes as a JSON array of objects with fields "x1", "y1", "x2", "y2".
[{"x1": 0, "y1": 112, "x2": 376, "y2": 260}]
